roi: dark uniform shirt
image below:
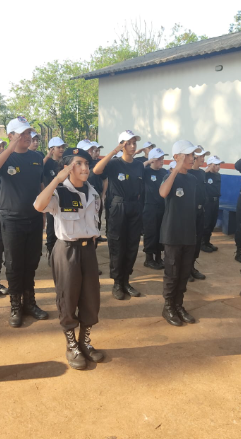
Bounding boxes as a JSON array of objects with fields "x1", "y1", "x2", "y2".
[
  {"x1": 143, "y1": 167, "x2": 167, "y2": 208},
  {"x1": 36, "y1": 151, "x2": 45, "y2": 159},
  {"x1": 105, "y1": 158, "x2": 144, "y2": 200},
  {"x1": 88, "y1": 160, "x2": 107, "y2": 196},
  {"x1": 205, "y1": 172, "x2": 221, "y2": 198},
  {"x1": 188, "y1": 168, "x2": 206, "y2": 207},
  {"x1": 44, "y1": 158, "x2": 60, "y2": 186},
  {"x1": 135, "y1": 156, "x2": 148, "y2": 163},
  {"x1": 0, "y1": 150, "x2": 43, "y2": 220},
  {"x1": 160, "y1": 173, "x2": 197, "y2": 246}
]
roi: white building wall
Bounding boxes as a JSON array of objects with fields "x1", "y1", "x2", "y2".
[{"x1": 98, "y1": 52, "x2": 241, "y2": 163}]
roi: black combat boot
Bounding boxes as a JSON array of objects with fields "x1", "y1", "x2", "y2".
[
  {"x1": 123, "y1": 275, "x2": 141, "y2": 297},
  {"x1": 112, "y1": 281, "x2": 125, "y2": 300},
  {"x1": 176, "y1": 304, "x2": 195, "y2": 324},
  {"x1": 207, "y1": 242, "x2": 218, "y2": 251},
  {"x1": 191, "y1": 265, "x2": 206, "y2": 280},
  {"x1": 162, "y1": 299, "x2": 182, "y2": 326},
  {"x1": 9, "y1": 294, "x2": 22, "y2": 328},
  {"x1": 200, "y1": 240, "x2": 213, "y2": 253},
  {"x1": 155, "y1": 253, "x2": 165, "y2": 269},
  {"x1": 144, "y1": 253, "x2": 161, "y2": 270},
  {"x1": 64, "y1": 329, "x2": 87, "y2": 370},
  {"x1": 23, "y1": 290, "x2": 49, "y2": 320},
  {"x1": 78, "y1": 325, "x2": 104, "y2": 363},
  {"x1": 235, "y1": 247, "x2": 241, "y2": 262}
]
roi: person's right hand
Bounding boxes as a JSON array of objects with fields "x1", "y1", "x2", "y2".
[
  {"x1": 56, "y1": 162, "x2": 75, "y2": 183},
  {"x1": 175, "y1": 154, "x2": 186, "y2": 172},
  {"x1": 9, "y1": 133, "x2": 21, "y2": 150},
  {"x1": 115, "y1": 142, "x2": 125, "y2": 152}
]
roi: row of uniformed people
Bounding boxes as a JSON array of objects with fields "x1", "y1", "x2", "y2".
[{"x1": 0, "y1": 118, "x2": 223, "y2": 370}]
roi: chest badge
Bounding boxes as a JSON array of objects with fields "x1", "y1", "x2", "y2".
[
  {"x1": 208, "y1": 178, "x2": 213, "y2": 184},
  {"x1": 118, "y1": 173, "x2": 125, "y2": 181},
  {"x1": 50, "y1": 170, "x2": 55, "y2": 176},
  {"x1": 176, "y1": 188, "x2": 184, "y2": 197},
  {"x1": 7, "y1": 166, "x2": 17, "y2": 175},
  {"x1": 151, "y1": 175, "x2": 157, "y2": 182}
]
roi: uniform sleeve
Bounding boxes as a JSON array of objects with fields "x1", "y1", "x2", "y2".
[
  {"x1": 34, "y1": 191, "x2": 59, "y2": 215},
  {"x1": 235, "y1": 159, "x2": 241, "y2": 173}
]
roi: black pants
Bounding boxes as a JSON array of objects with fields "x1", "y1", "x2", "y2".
[
  {"x1": 163, "y1": 244, "x2": 195, "y2": 305},
  {"x1": 107, "y1": 196, "x2": 142, "y2": 282},
  {"x1": 235, "y1": 193, "x2": 241, "y2": 247},
  {"x1": 51, "y1": 239, "x2": 100, "y2": 331},
  {"x1": 202, "y1": 199, "x2": 219, "y2": 244},
  {"x1": 143, "y1": 204, "x2": 164, "y2": 255},
  {"x1": 0, "y1": 223, "x2": 4, "y2": 273},
  {"x1": 194, "y1": 207, "x2": 204, "y2": 260},
  {"x1": 46, "y1": 212, "x2": 57, "y2": 253},
  {"x1": 0, "y1": 215, "x2": 43, "y2": 296}
]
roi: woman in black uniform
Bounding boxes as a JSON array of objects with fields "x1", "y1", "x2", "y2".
[{"x1": 94, "y1": 130, "x2": 143, "y2": 300}]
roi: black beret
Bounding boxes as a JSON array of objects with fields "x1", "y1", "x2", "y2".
[{"x1": 62, "y1": 148, "x2": 92, "y2": 164}]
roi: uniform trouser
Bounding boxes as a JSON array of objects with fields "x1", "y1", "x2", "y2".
[
  {"x1": 98, "y1": 198, "x2": 103, "y2": 232},
  {"x1": 107, "y1": 197, "x2": 142, "y2": 282},
  {"x1": 51, "y1": 239, "x2": 100, "y2": 331},
  {"x1": 235, "y1": 193, "x2": 241, "y2": 247},
  {"x1": 163, "y1": 244, "x2": 196, "y2": 305},
  {"x1": 0, "y1": 223, "x2": 4, "y2": 273},
  {"x1": 202, "y1": 199, "x2": 219, "y2": 244},
  {"x1": 0, "y1": 215, "x2": 43, "y2": 296},
  {"x1": 46, "y1": 212, "x2": 57, "y2": 253},
  {"x1": 194, "y1": 208, "x2": 205, "y2": 260},
  {"x1": 143, "y1": 204, "x2": 164, "y2": 255}
]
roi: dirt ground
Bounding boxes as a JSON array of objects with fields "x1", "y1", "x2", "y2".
[{"x1": 0, "y1": 231, "x2": 241, "y2": 439}]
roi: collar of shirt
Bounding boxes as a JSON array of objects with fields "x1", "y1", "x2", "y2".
[{"x1": 63, "y1": 178, "x2": 99, "y2": 208}]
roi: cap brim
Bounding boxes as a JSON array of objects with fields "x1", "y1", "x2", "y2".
[
  {"x1": 144, "y1": 143, "x2": 156, "y2": 149},
  {"x1": 15, "y1": 126, "x2": 34, "y2": 134},
  {"x1": 181, "y1": 146, "x2": 202, "y2": 154},
  {"x1": 97, "y1": 146, "x2": 104, "y2": 149},
  {"x1": 195, "y1": 150, "x2": 210, "y2": 156}
]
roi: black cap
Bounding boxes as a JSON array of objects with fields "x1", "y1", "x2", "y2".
[{"x1": 62, "y1": 147, "x2": 92, "y2": 164}]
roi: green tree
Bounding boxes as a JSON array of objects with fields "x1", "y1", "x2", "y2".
[
  {"x1": 0, "y1": 93, "x2": 14, "y2": 130},
  {"x1": 165, "y1": 23, "x2": 208, "y2": 48},
  {"x1": 229, "y1": 10, "x2": 241, "y2": 33}
]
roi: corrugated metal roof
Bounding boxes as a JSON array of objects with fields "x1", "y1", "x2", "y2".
[{"x1": 71, "y1": 32, "x2": 241, "y2": 81}]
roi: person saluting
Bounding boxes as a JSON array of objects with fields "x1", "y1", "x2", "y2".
[{"x1": 93, "y1": 130, "x2": 143, "y2": 300}]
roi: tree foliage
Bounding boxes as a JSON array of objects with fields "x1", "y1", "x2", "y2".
[
  {"x1": 229, "y1": 10, "x2": 241, "y2": 33},
  {"x1": 7, "y1": 21, "x2": 209, "y2": 147}
]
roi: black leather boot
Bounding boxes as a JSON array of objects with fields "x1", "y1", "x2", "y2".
[
  {"x1": 155, "y1": 254, "x2": 165, "y2": 269},
  {"x1": 208, "y1": 242, "x2": 218, "y2": 251},
  {"x1": 64, "y1": 329, "x2": 87, "y2": 370},
  {"x1": 235, "y1": 247, "x2": 241, "y2": 262},
  {"x1": 176, "y1": 305, "x2": 195, "y2": 324},
  {"x1": 23, "y1": 290, "x2": 49, "y2": 320},
  {"x1": 201, "y1": 241, "x2": 213, "y2": 253},
  {"x1": 191, "y1": 266, "x2": 206, "y2": 280},
  {"x1": 78, "y1": 325, "x2": 104, "y2": 363},
  {"x1": 162, "y1": 299, "x2": 182, "y2": 326},
  {"x1": 123, "y1": 276, "x2": 141, "y2": 297},
  {"x1": 112, "y1": 281, "x2": 125, "y2": 300},
  {"x1": 144, "y1": 254, "x2": 161, "y2": 270},
  {"x1": 9, "y1": 294, "x2": 22, "y2": 328}
]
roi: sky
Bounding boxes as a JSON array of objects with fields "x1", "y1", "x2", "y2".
[{"x1": 1, "y1": 0, "x2": 240, "y2": 99}]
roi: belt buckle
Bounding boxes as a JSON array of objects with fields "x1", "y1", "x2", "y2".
[{"x1": 82, "y1": 241, "x2": 88, "y2": 247}]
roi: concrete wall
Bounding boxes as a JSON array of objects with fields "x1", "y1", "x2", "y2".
[{"x1": 98, "y1": 51, "x2": 241, "y2": 164}]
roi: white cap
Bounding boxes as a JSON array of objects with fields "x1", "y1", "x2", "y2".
[
  {"x1": 7, "y1": 117, "x2": 33, "y2": 135},
  {"x1": 31, "y1": 131, "x2": 41, "y2": 139},
  {"x1": 48, "y1": 137, "x2": 67, "y2": 149},
  {"x1": 0, "y1": 139, "x2": 7, "y2": 147},
  {"x1": 77, "y1": 139, "x2": 93, "y2": 151},
  {"x1": 118, "y1": 130, "x2": 141, "y2": 143},
  {"x1": 169, "y1": 160, "x2": 177, "y2": 169},
  {"x1": 113, "y1": 151, "x2": 123, "y2": 158},
  {"x1": 148, "y1": 147, "x2": 168, "y2": 160},
  {"x1": 143, "y1": 141, "x2": 156, "y2": 149},
  {"x1": 172, "y1": 140, "x2": 202, "y2": 156},
  {"x1": 207, "y1": 155, "x2": 224, "y2": 165},
  {"x1": 194, "y1": 145, "x2": 210, "y2": 156}
]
